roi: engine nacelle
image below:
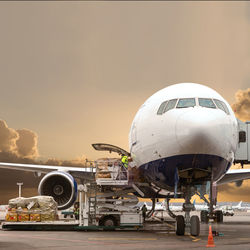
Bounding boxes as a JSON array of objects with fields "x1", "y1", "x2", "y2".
[
  {"x1": 235, "y1": 180, "x2": 243, "y2": 187},
  {"x1": 38, "y1": 171, "x2": 78, "y2": 210}
]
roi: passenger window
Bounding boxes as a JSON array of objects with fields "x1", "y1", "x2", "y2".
[
  {"x1": 198, "y1": 98, "x2": 216, "y2": 108},
  {"x1": 157, "y1": 101, "x2": 168, "y2": 115},
  {"x1": 213, "y1": 99, "x2": 230, "y2": 115},
  {"x1": 163, "y1": 99, "x2": 177, "y2": 113},
  {"x1": 176, "y1": 98, "x2": 196, "y2": 108}
]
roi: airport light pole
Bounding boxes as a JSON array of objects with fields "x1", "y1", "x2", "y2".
[
  {"x1": 78, "y1": 185, "x2": 84, "y2": 226},
  {"x1": 17, "y1": 182, "x2": 23, "y2": 197}
]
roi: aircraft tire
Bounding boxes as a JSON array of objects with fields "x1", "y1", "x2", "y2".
[
  {"x1": 190, "y1": 215, "x2": 200, "y2": 236},
  {"x1": 101, "y1": 215, "x2": 118, "y2": 227},
  {"x1": 176, "y1": 215, "x2": 185, "y2": 236},
  {"x1": 215, "y1": 210, "x2": 223, "y2": 223},
  {"x1": 200, "y1": 210, "x2": 208, "y2": 223}
]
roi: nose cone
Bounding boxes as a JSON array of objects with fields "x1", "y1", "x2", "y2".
[{"x1": 175, "y1": 108, "x2": 230, "y2": 155}]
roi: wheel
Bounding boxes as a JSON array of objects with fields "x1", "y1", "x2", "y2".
[
  {"x1": 63, "y1": 214, "x2": 67, "y2": 218},
  {"x1": 200, "y1": 210, "x2": 208, "y2": 223},
  {"x1": 190, "y1": 215, "x2": 200, "y2": 236},
  {"x1": 219, "y1": 210, "x2": 223, "y2": 223},
  {"x1": 101, "y1": 216, "x2": 117, "y2": 227},
  {"x1": 215, "y1": 210, "x2": 223, "y2": 223},
  {"x1": 176, "y1": 215, "x2": 185, "y2": 236}
]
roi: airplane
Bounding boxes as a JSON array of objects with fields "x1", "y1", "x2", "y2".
[
  {"x1": 165, "y1": 199, "x2": 209, "y2": 212},
  {"x1": 142, "y1": 200, "x2": 183, "y2": 212},
  {"x1": 1, "y1": 82, "x2": 250, "y2": 236},
  {"x1": 168, "y1": 202, "x2": 183, "y2": 212},
  {"x1": 155, "y1": 201, "x2": 165, "y2": 211},
  {"x1": 232, "y1": 201, "x2": 250, "y2": 211},
  {"x1": 135, "y1": 201, "x2": 165, "y2": 211},
  {"x1": 233, "y1": 201, "x2": 243, "y2": 210},
  {"x1": 193, "y1": 199, "x2": 209, "y2": 211}
]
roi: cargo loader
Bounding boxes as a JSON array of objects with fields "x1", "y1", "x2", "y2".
[{"x1": 2, "y1": 158, "x2": 143, "y2": 231}]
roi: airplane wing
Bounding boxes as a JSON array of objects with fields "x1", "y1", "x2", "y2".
[
  {"x1": 217, "y1": 169, "x2": 250, "y2": 185},
  {"x1": 0, "y1": 162, "x2": 96, "y2": 180}
]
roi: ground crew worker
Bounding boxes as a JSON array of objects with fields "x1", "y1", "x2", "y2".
[
  {"x1": 121, "y1": 154, "x2": 129, "y2": 179},
  {"x1": 121, "y1": 154, "x2": 128, "y2": 169},
  {"x1": 73, "y1": 202, "x2": 79, "y2": 220},
  {"x1": 141, "y1": 204, "x2": 147, "y2": 222}
]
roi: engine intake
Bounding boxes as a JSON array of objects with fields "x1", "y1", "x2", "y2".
[{"x1": 38, "y1": 171, "x2": 77, "y2": 210}]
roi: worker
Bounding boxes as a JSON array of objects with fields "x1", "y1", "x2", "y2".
[
  {"x1": 73, "y1": 202, "x2": 79, "y2": 220},
  {"x1": 141, "y1": 204, "x2": 147, "y2": 222},
  {"x1": 121, "y1": 154, "x2": 129, "y2": 169},
  {"x1": 121, "y1": 154, "x2": 129, "y2": 179}
]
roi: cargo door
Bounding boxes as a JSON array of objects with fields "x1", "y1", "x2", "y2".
[{"x1": 92, "y1": 143, "x2": 130, "y2": 156}]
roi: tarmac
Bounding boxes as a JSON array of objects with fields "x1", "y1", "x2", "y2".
[{"x1": 1, "y1": 212, "x2": 250, "y2": 250}]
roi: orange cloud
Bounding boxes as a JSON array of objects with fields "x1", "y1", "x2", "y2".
[{"x1": 232, "y1": 88, "x2": 250, "y2": 121}]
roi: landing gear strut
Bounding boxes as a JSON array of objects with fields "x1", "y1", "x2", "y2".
[
  {"x1": 209, "y1": 181, "x2": 223, "y2": 223},
  {"x1": 196, "y1": 181, "x2": 223, "y2": 223},
  {"x1": 175, "y1": 185, "x2": 200, "y2": 236},
  {"x1": 166, "y1": 198, "x2": 176, "y2": 219}
]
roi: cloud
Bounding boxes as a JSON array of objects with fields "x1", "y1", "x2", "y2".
[
  {"x1": 218, "y1": 180, "x2": 250, "y2": 202},
  {"x1": 16, "y1": 129, "x2": 39, "y2": 159},
  {"x1": 0, "y1": 120, "x2": 38, "y2": 162},
  {"x1": 0, "y1": 119, "x2": 88, "y2": 165},
  {"x1": 0, "y1": 120, "x2": 19, "y2": 153},
  {"x1": 45, "y1": 155, "x2": 87, "y2": 167},
  {"x1": 232, "y1": 88, "x2": 250, "y2": 121}
]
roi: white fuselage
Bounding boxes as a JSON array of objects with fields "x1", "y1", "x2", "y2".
[{"x1": 129, "y1": 83, "x2": 238, "y2": 191}]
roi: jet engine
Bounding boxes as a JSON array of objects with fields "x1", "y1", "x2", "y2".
[
  {"x1": 235, "y1": 180, "x2": 243, "y2": 187},
  {"x1": 38, "y1": 171, "x2": 78, "y2": 210}
]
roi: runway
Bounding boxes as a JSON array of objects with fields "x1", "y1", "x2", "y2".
[{"x1": 1, "y1": 212, "x2": 250, "y2": 250}]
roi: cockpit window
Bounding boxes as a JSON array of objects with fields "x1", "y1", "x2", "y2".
[
  {"x1": 213, "y1": 99, "x2": 230, "y2": 115},
  {"x1": 163, "y1": 99, "x2": 177, "y2": 113},
  {"x1": 221, "y1": 102, "x2": 230, "y2": 115},
  {"x1": 157, "y1": 101, "x2": 168, "y2": 115},
  {"x1": 176, "y1": 98, "x2": 196, "y2": 108},
  {"x1": 198, "y1": 98, "x2": 216, "y2": 108}
]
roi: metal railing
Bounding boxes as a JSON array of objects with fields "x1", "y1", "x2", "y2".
[{"x1": 95, "y1": 158, "x2": 129, "y2": 182}]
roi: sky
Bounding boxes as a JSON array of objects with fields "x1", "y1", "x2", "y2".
[{"x1": 0, "y1": 2, "x2": 250, "y2": 203}]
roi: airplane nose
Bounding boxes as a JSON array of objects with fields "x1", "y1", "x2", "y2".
[{"x1": 175, "y1": 109, "x2": 230, "y2": 155}]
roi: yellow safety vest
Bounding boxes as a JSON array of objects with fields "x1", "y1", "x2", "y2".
[{"x1": 121, "y1": 156, "x2": 128, "y2": 168}]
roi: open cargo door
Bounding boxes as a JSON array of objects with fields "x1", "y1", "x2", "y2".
[{"x1": 92, "y1": 143, "x2": 130, "y2": 157}]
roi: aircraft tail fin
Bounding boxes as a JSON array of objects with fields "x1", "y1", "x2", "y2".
[
  {"x1": 238, "y1": 201, "x2": 242, "y2": 208},
  {"x1": 235, "y1": 201, "x2": 242, "y2": 209}
]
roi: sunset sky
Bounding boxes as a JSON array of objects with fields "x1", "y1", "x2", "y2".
[{"x1": 0, "y1": 2, "x2": 250, "y2": 202}]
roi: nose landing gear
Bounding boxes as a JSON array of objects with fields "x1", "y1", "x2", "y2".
[
  {"x1": 167, "y1": 180, "x2": 222, "y2": 236},
  {"x1": 166, "y1": 185, "x2": 201, "y2": 236},
  {"x1": 179, "y1": 185, "x2": 200, "y2": 236}
]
